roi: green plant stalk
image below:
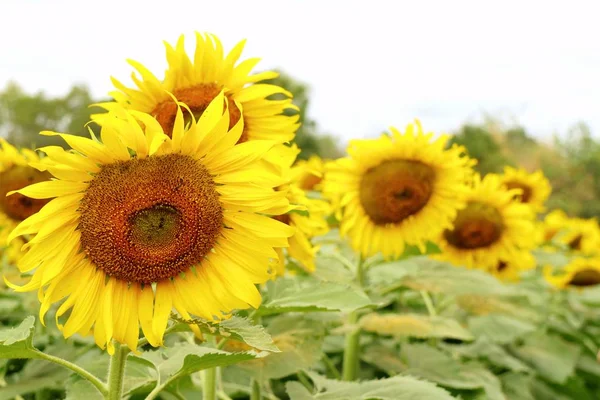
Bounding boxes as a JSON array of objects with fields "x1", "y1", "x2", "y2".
[
  {"x1": 107, "y1": 342, "x2": 130, "y2": 400},
  {"x1": 203, "y1": 367, "x2": 217, "y2": 400},
  {"x1": 420, "y1": 290, "x2": 437, "y2": 316},
  {"x1": 34, "y1": 350, "x2": 108, "y2": 396},
  {"x1": 250, "y1": 379, "x2": 261, "y2": 400},
  {"x1": 342, "y1": 256, "x2": 365, "y2": 381}
]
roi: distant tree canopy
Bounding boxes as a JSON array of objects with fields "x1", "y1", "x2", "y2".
[
  {"x1": 450, "y1": 119, "x2": 600, "y2": 219},
  {"x1": 262, "y1": 71, "x2": 343, "y2": 160},
  {"x1": 0, "y1": 82, "x2": 101, "y2": 149}
]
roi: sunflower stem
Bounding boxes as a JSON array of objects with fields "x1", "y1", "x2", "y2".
[
  {"x1": 250, "y1": 378, "x2": 261, "y2": 400},
  {"x1": 106, "y1": 342, "x2": 130, "y2": 400},
  {"x1": 34, "y1": 350, "x2": 108, "y2": 396},
  {"x1": 342, "y1": 256, "x2": 365, "y2": 381},
  {"x1": 203, "y1": 367, "x2": 217, "y2": 400}
]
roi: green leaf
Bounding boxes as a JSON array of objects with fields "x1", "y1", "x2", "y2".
[
  {"x1": 172, "y1": 316, "x2": 279, "y2": 352},
  {"x1": 133, "y1": 343, "x2": 257, "y2": 390},
  {"x1": 259, "y1": 278, "x2": 373, "y2": 315},
  {"x1": 286, "y1": 373, "x2": 455, "y2": 400},
  {"x1": 500, "y1": 373, "x2": 535, "y2": 400},
  {"x1": 510, "y1": 333, "x2": 581, "y2": 384},
  {"x1": 401, "y1": 343, "x2": 504, "y2": 399},
  {"x1": 231, "y1": 315, "x2": 325, "y2": 380},
  {"x1": 65, "y1": 377, "x2": 104, "y2": 400},
  {"x1": 361, "y1": 344, "x2": 407, "y2": 374},
  {"x1": 360, "y1": 313, "x2": 473, "y2": 341},
  {"x1": 467, "y1": 315, "x2": 536, "y2": 344},
  {"x1": 446, "y1": 338, "x2": 530, "y2": 372},
  {"x1": 370, "y1": 257, "x2": 513, "y2": 296},
  {"x1": 0, "y1": 316, "x2": 41, "y2": 359},
  {"x1": 577, "y1": 353, "x2": 600, "y2": 378}
]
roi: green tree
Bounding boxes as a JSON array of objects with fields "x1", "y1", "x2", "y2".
[
  {"x1": 0, "y1": 82, "x2": 100, "y2": 149},
  {"x1": 448, "y1": 124, "x2": 513, "y2": 174},
  {"x1": 262, "y1": 71, "x2": 343, "y2": 160}
]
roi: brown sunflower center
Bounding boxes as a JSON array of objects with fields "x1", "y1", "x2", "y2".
[
  {"x1": 497, "y1": 261, "x2": 508, "y2": 272},
  {"x1": 568, "y1": 234, "x2": 583, "y2": 250},
  {"x1": 300, "y1": 174, "x2": 322, "y2": 191},
  {"x1": 274, "y1": 213, "x2": 291, "y2": 225},
  {"x1": 444, "y1": 202, "x2": 504, "y2": 249},
  {"x1": 151, "y1": 83, "x2": 246, "y2": 142},
  {"x1": 0, "y1": 165, "x2": 51, "y2": 221},
  {"x1": 569, "y1": 268, "x2": 600, "y2": 287},
  {"x1": 79, "y1": 153, "x2": 223, "y2": 283},
  {"x1": 359, "y1": 160, "x2": 435, "y2": 225},
  {"x1": 505, "y1": 181, "x2": 532, "y2": 203}
]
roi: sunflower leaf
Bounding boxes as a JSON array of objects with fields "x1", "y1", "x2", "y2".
[
  {"x1": 0, "y1": 316, "x2": 41, "y2": 359},
  {"x1": 258, "y1": 278, "x2": 373, "y2": 315},
  {"x1": 509, "y1": 332, "x2": 581, "y2": 384},
  {"x1": 370, "y1": 257, "x2": 515, "y2": 296},
  {"x1": 133, "y1": 343, "x2": 258, "y2": 389},
  {"x1": 170, "y1": 315, "x2": 279, "y2": 352},
  {"x1": 401, "y1": 343, "x2": 504, "y2": 400},
  {"x1": 467, "y1": 315, "x2": 537, "y2": 344},
  {"x1": 360, "y1": 313, "x2": 474, "y2": 341},
  {"x1": 286, "y1": 373, "x2": 455, "y2": 400}
]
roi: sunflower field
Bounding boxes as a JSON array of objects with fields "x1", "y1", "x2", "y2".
[{"x1": 0, "y1": 33, "x2": 599, "y2": 400}]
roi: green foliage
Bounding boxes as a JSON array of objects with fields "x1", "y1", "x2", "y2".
[
  {"x1": 448, "y1": 123, "x2": 512, "y2": 174},
  {"x1": 286, "y1": 373, "x2": 454, "y2": 400},
  {"x1": 0, "y1": 82, "x2": 102, "y2": 149},
  {"x1": 258, "y1": 277, "x2": 374, "y2": 315},
  {"x1": 262, "y1": 71, "x2": 344, "y2": 160}
]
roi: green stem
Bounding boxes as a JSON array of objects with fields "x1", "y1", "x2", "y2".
[
  {"x1": 342, "y1": 256, "x2": 365, "y2": 381},
  {"x1": 203, "y1": 367, "x2": 217, "y2": 400},
  {"x1": 420, "y1": 291, "x2": 437, "y2": 316},
  {"x1": 321, "y1": 353, "x2": 341, "y2": 379},
  {"x1": 34, "y1": 350, "x2": 108, "y2": 396},
  {"x1": 250, "y1": 379, "x2": 261, "y2": 400},
  {"x1": 106, "y1": 343, "x2": 130, "y2": 400}
]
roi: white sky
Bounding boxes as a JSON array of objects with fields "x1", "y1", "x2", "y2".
[{"x1": 1, "y1": 0, "x2": 599, "y2": 143}]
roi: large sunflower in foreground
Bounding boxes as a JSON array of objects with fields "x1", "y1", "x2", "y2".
[
  {"x1": 6, "y1": 94, "x2": 294, "y2": 353},
  {"x1": 544, "y1": 257, "x2": 600, "y2": 289},
  {"x1": 104, "y1": 32, "x2": 299, "y2": 145},
  {"x1": 436, "y1": 174, "x2": 536, "y2": 270},
  {"x1": 499, "y1": 166, "x2": 551, "y2": 213},
  {"x1": 0, "y1": 140, "x2": 51, "y2": 265},
  {"x1": 323, "y1": 121, "x2": 475, "y2": 258}
]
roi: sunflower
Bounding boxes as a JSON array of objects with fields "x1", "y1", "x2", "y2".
[
  {"x1": 540, "y1": 209, "x2": 569, "y2": 243},
  {"x1": 436, "y1": 174, "x2": 536, "y2": 270},
  {"x1": 544, "y1": 257, "x2": 600, "y2": 289},
  {"x1": 0, "y1": 140, "x2": 51, "y2": 265},
  {"x1": 488, "y1": 251, "x2": 536, "y2": 282},
  {"x1": 499, "y1": 166, "x2": 551, "y2": 212},
  {"x1": 6, "y1": 94, "x2": 294, "y2": 353},
  {"x1": 103, "y1": 32, "x2": 299, "y2": 145},
  {"x1": 293, "y1": 155, "x2": 325, "y2": 191},
  {"x1": 323, "y1": 121, "x2": 475, "y2": 258},
  {"x1": 556, "y1": 216, "x2": 600, "y2": 255},
  {"x1": 274, "y1": 153, "x2": 330, "y2": 274}
]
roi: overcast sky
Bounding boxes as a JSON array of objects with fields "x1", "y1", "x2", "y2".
[{"x1": 1, "y1": 0, "x2": 599, "y2": 143}]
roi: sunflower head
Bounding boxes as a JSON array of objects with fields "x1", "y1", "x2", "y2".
[
  {"x1": 500, "y1": 166, "x2": 551, "y2": 212},
  {"x1": 324, "y1": 120, "x2": 475, "y2": 258},
  {"x1": 293, "y1": 155, "x2": 325, "y2": 191},
  {"x1": 555, "y1": 217, "x2": 600, "y2": 255},
  {"x1": 489, "y1": 251, "x2": 536, "y2": 282},
  {"x1": 0, "y1": 140, "x2": 52, "y2": 264},
  {"x1": 7, "y1": 93, "x2": 294, "y2": 353},
  {"x1": 103, "y1": 32, "x2": 299, "y2": 145},
  {"x1": 544, "y1": 257, "x2": 600, "y2": 289},
  {"x1": 436, "y1": 173, "x2": 536, "y2": 270}
]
